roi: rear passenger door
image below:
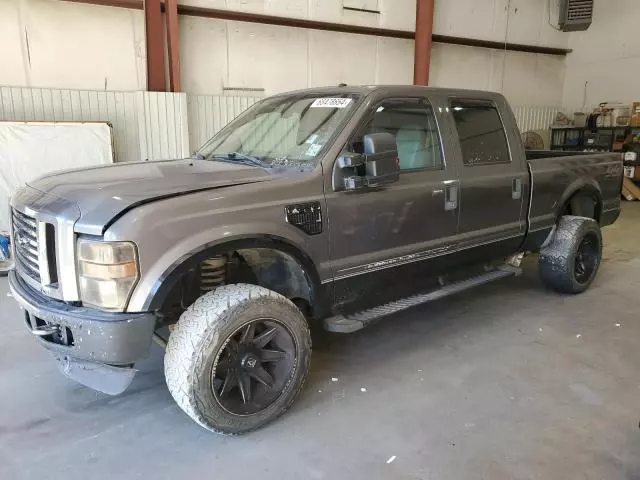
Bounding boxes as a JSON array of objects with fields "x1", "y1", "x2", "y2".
[{"x1": 446, "y1": 98, "x2": 528, "y2": 259}]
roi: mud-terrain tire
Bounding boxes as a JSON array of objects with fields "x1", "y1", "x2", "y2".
[
  {"x1": 164, "y1": 284, "x2": 311, "y2": 434},
  {"x1": 539, "y1": 215, "x2": 602, "y2": 294}
]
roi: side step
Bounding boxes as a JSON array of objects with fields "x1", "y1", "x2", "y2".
[{"x1": 324, "y1": 265, "x2": 521, "y2": 333}]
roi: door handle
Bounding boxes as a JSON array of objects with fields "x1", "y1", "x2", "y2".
[
  {"x1": 444, "y1": 182, "x2": 458, "y2": 211},
  {"x1": 512, "y1": 178, "x2": 523, "y2": 200}
]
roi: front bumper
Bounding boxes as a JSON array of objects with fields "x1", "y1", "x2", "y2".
[{"x1": 9, "y1": 271, "x2": 157, "y2": 393}]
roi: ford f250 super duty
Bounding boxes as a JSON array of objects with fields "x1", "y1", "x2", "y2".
[{"x1": 9, "y1": 86, "x2": 622, "y2": 434}]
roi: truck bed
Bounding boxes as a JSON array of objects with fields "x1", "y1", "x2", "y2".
[{"x1": 526, "y1": 150, "x2": 622, "y2": 250}]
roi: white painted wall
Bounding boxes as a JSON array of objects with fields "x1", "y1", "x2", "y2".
[
  {"x1": 0, "y1": 0, "x2": 146, "y2": 91},
  {"x1": 180, "y1": 0, "x2": 569, "y2": 105},
  {"x1": 1, "y1": 0, "x2": 571, "y2": 106},
  {"x1": 562, "y1": 0, "x2": 639, "y2": 111}
]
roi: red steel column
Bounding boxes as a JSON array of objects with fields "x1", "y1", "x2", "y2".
[
  {"x1": 165, "y1": 0, "x2": 181, "y2": 92},
  {"x1": 413, "y1": 0, "x2": 435, "y2": 85},
  {"x1": 144, "y1": 0, "x2": 166, "y2": 91}
]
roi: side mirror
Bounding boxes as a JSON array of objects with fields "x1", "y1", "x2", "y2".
[{"x1": 338, "y1": 133, "x2": 400, "y2": 191}]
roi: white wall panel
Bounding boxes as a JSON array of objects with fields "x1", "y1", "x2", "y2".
[
  {"x1": 376, "y1": 38, "x2": 414, "y2": 85},
  {"x1": 187, "y1": 94, "x2": 260, "y2": 151},
  {"x1": 381, "y1": 0, "x2": 416, "y2": 30},
  {"x1": 434, "y1": 0, "x2": 568, "y2": 48},
  {"x1": 501, "y1": 52, "x2": 565, "y2": 106},
  {"x1": 308, "y1": 30, "x2": 378, "y2": 86},
  {"x1": 429, "y1": 43, "x2": 565, "y2": 107},
  {"x1": 228, "y1": 22, "x2": 309, "y2": 93},
  {"x1": 562, "y1": 0, "x2": 640, "y2": 111},
  {"x1": 182, "y1": 0, "x2": 309, "y2": 18},
  {"x1": 430, "y1": 44, "x2": 494, "y2": 91},
  {"x1": 176, "y1": 1, "x2": 569, "y2": 104},
  {"x1": 0, "y1": 0, "x2": 146, "y2": 91},
  {"x1": 180, "y1": 16, "x2": 229, "y2": 95},
  {"x1": 343, "y1": 0, "x2": 379, "y2": 11},
  {"x1": 0, "y1": 0, "x2": 28, "y2": 87},
  {"x1": 513, "y1": 105, "x2": 565, "y2": 133},
  {"x1": 137, "y1": 92, "x2": 190, "y2": 161},
  {"x1": 309, "y1": 0, "x2": 380, "y2": 26}
]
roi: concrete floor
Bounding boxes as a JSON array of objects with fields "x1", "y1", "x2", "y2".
[{"x1": 2, "y1": 205, "x2": 640, "y2": 480}]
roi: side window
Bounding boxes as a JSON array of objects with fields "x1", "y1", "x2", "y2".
[
  {"x1": 450, "y1": 101, "x2": 511, "y2": 166},
  {"x1": 352, "y1": 99, "x2": 443, "y2": 171}
]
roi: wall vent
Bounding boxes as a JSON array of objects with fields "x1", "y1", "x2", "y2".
[{"x1": 559, "y1": 0, "x2": 594, "y2": 32}]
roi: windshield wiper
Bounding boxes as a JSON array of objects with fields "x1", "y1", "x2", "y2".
[{"x1": 211, "y1": 152, "x2": 271, "y2": 169}]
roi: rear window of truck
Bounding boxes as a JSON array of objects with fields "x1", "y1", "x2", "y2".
[{"x1": 450, "y1": 101, "x2": 511, "y2": 166}]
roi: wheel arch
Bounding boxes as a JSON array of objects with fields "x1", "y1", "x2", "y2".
[
  {"x1": 142, "y1": 235, "x2": 328, "y2": 319},
  {"x1": 556, "y1": 179, "x2": 603, "y2": 223}
]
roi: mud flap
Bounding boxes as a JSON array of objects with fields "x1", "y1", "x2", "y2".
[{"x1": 53, "y1": 354, "x2": 137, "y2": 395}]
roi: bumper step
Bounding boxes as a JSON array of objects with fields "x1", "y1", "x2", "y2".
[{"x1": 324, "y1": 265, "x2": 522, "y2": 333}]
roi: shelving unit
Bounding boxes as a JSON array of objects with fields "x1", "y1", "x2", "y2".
[{"x1": 550, "y1": 126, "x2": 640, "y2": 152}]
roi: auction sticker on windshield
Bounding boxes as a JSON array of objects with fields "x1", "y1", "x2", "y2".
[{"x1": 311, "y1": 98, "x2": 353, "y2": 108}]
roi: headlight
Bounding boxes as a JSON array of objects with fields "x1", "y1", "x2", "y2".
[{"x1": 77, "y1": 239, "x2": 139, "y2": 311}]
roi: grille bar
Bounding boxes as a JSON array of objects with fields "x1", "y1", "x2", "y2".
[{"x1": 12, "y1": 208, "x2": 41, "y2": 283}]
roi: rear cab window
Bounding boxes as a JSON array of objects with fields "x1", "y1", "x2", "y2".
[{"x1": 450, "y1": 100, "x2": 511, "y2": 166}]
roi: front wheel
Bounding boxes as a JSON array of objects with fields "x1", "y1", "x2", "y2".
[
  {"x1": 164, "y1": 284, "x2": 311, "y2": 434},
  {"x1": 538, "y1": 215, "x2": 603, "y2": 294}
]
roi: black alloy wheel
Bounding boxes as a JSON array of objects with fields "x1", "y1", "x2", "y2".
[
  {"x1": 574, "y1": 232, "x2": 599, "y2": 284},
  {"x1": 212, "y1": 319, "x2": 297, "y2": 416}
]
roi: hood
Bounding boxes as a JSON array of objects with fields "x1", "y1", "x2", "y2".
[{"x1": 28, "y1": 159, "x2": 271, "y2": 235}]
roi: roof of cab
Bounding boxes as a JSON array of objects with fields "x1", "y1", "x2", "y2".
[{"x1": 274, "y1": 84, "x2": 505, "y2": 100}]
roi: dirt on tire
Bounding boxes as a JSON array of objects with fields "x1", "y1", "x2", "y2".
[{"x1": 538, "y1": 215, "x2": 602, "y2": 294}]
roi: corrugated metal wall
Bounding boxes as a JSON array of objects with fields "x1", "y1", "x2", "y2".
[
  {"x1": 513, "y1": 105, "x2": 566, "y2": 133},
  {"x1": 187, "y1": 95, "x2": 260, "y2": 151},
  {"x1": 1, "y1": 86, "x2": 569, "y2": 162},
  {"x1": 136, "y1": 92, "x2": 190, "y2": 161},
  {"x1": 0, "y1": 86, "x2": 140, "y2": 162},
  {"x1": 0, "y1": 87, "x2": 190, "y2": 162}
]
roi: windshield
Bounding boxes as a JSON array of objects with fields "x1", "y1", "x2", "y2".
[{"x1": 197, "y1": 93, "x2": 361, "y2": 169}]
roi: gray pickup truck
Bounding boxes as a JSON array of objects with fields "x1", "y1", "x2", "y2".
[{"x1": 10, "y1": 85, "x2": 622, "y2": 434}]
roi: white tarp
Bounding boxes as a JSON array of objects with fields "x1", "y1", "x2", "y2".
[{"x1": 0, "y1": 121, "x2": 114, "y2": 232}]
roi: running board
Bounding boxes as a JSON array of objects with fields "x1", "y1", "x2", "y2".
[{"x1": 324, "y1": 265, "x2": 522, "y2": 333}]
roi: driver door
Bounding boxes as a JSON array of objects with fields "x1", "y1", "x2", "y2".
[{"x1": 325, "y1": 96, "x2": 460, "y2": 311}]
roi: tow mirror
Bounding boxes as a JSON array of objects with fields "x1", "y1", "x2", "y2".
[{"x1": 337, "y1": 133, "x2": 400, "y2": 191}]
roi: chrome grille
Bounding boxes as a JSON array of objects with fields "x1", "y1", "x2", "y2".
[{"x1": 12, "y1": 209, "x2": 41, "y2": 283}]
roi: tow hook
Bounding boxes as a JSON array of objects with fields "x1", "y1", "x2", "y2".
[{"x1": 31, "y1": 325, "x2": 61, "y2": 337}]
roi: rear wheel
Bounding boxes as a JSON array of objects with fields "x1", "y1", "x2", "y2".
[
  {"x1": 538, "y1": 215, "x2": 602, "y2": 294},
  {"x1": 164, "y1": 284, "x2": 311, "y2": 434}
]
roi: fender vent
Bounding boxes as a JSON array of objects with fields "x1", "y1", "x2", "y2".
[{"x1": 285, "y1": 202, "x2": 322, "y2": 235}]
